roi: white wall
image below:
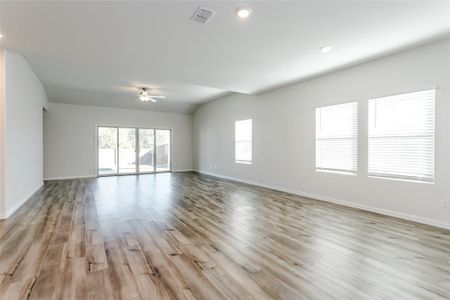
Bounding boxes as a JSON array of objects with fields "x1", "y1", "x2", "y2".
[
  {"x1": 44, "y1": 102, "x2": 193, "y2": 179},
  {"x1": 193, "y1": 38, "x2": 450, "y2": 229},
  {"x1": 1, "y1": 51, "x2": 48, "y2": 218},
  {"x1": 0, "y1": 49, "x2": 5, "y2": 216}
]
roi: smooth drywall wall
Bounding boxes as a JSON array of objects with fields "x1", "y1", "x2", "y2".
[
  {"x1": 2, "y1": 51, "x2": 48, "y2": 218},
  {"x1": 0, "y1": 49, "x2": 5, "y2": 216},
  {"x1": 44, "y1": 102, "x2": 193, "y2": 179},
  {"x1": 193, "y1": 38, "x2": 450, "y2": 228}
]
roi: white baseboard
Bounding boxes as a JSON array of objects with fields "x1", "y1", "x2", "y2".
[
  {"x1": 195, "y1": 170, "x2": 450, "y2": 230},
  {"x1": 44, "y1": 174, "x2": 96, "y2": 181},
  {"x1": 44, "y1": 171, "x2": 194, "y2": 181},
  {"x1": 0, "y1": 182, "x2": 44, "y2": 219}
]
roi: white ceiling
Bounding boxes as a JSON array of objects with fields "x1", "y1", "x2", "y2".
[{"x1": 1, "y1": 1, "x2": 449, "y2": 114}]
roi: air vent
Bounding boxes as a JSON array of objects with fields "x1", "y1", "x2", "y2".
[{"x1": 191, "y1": 6, "x2": 215, "y2": 24}]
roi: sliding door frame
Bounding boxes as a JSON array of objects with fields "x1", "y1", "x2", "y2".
[{"x1": 95, "y1": 124, "x2": 172, "y2": 177}]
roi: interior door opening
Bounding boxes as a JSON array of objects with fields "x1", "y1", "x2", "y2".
[{"x1": 97, "y1": 126, "x2": 171, "y2": 176}]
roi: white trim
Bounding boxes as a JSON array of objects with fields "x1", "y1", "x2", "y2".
[
  {"x1": 44, "y1": 174, "x2": 96, "y2": 181},
  {"x1": 368, "y1": 175, "x2": 434, "y2": 185},
  {"x1": 316, "y1": 168, "x2": 357, "y2": 176},
  {"x1": 44, "y1": 171, "x2": 194, "y2": 181},
  {"x1": 0, "y1": 182, "x2": 43, "y2": 219},
  {"x1": 194, "y1": 170, "x2": 450, "y2": 230},
  {"x1": 235, "y1": 160, "x2": 252, "y2": 165}
]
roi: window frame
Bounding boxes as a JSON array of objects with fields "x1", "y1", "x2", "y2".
[
  {"x1": 315, "y1": 101, "x2": 358, "y2": 175},
  {"x1": 235, "y1": 118, "x2": 253, "y2": 164},
  {"x1": 367, "y1": 89, "x2": 435, "y2": 183}
]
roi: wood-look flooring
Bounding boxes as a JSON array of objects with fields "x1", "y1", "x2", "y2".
[{"x1": 0, "y1": 172, "x2": 449, "y2": 300}]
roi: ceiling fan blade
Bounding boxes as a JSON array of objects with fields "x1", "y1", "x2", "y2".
[{"x1": 148, "y1": 95, "x2": 165, "y2": 102}]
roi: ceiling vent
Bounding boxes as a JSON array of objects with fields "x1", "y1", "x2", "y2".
[{"x1": 191, "y1": 6, "x2": 215, "y2": 24}]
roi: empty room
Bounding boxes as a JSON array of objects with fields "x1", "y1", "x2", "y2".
[{"x1": 0, "y1": 1, "x2": 449, "y2": 299}]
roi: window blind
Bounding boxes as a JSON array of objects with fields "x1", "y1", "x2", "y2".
[
  {"x1": 316, "y1": 102, "x2": 357, "y2": 173},
  {"x1": 368, "y1": 89, "x2": 435, "y2": 182},
  {"x1": 235, "y1": 119, "x2": 252, "y2": 163}
]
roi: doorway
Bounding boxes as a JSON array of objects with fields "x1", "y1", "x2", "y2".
[{"x1": 97, "y1": 126, "x2": 171, "y2": 176}]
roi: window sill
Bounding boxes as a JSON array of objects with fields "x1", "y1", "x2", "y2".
[
  {"x1": 316, "y1": 169, "x2": 357, "y2": 176},
  {"x1": 235, "y1": 161, "x2": 252, "y2": 165},
  {"x1": 368, "y1": 175, "x2": 434, "y2": 185}
]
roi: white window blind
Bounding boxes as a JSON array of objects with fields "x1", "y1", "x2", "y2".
[
  {"x1": 316, "y1": 102, "x2": 357, "y2": 173},
  {"x1": 368, "y1": 89, "x2": 435, "y2": 182},
  {"x1": 235, "y1": 119, "x2": 252, "y2": 164}
]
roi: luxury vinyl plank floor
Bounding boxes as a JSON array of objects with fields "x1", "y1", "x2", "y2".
[{"x1": 0, "y1": 172, "x2": 449, "y2": 299}]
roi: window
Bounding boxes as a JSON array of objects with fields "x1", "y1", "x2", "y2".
[
  {"x1": 235, "y1": 119, "x2": 252, "y2": 164},
  {"x1": 368, "y1": 89, "x2": 435, "y2": 182},
  {"x1": 316, "y1": 102, "x2": 357, "y2": 174}
]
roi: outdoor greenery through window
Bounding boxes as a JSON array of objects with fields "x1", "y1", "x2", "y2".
[{"x1": 98, "y1": 126, "x2": 171, "y2": 175}]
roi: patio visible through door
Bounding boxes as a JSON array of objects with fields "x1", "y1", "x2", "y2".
[{"x1": 97, "y1": 126, "x2": 171, "y2": 176}]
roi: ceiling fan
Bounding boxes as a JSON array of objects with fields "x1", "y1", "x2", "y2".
[{"x1": 138, "y1": 87, "x2": 166, "y2": 102}]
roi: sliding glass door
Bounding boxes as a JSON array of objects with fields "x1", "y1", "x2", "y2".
[
  {"x1": 118, "y1": 128, "x2": 137, "y2": 174},
  {"x1": 138, "y1": 129, "x2": 155, "y2": 173},
  {"x1": 97, "y1": 126, "x2": 171, "y2": 176},
  {"x1": 98, "y1": 127, "x2": 118, "y2": 175},
  {"x1": 156, "y1": 129, "x2": 171, "y2": 172}
]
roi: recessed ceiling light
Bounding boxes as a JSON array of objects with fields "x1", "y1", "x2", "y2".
[
  {"x1": 0, "y1": 34, "x2": 4, "y2": 39},
  {"x1": 320, "y1": 46, "x2": 333, "y2": 53},
  {"x1": 236, "y1": 7, "x2": 252, "y2": 18}
]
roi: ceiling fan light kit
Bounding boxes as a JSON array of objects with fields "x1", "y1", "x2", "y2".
[{"x1": 138, "y1": 87, "x2": 165, "y2": 103}]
